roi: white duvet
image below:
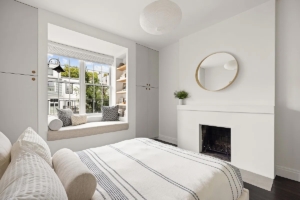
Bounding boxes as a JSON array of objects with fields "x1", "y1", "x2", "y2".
[{"x1": 77, "y1": 138, "x2": 244, "y2": 200}]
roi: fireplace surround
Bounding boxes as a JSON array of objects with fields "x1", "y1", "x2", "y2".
[{"x1": 177, "y1": 104, "x2": 274, "y2": 181}]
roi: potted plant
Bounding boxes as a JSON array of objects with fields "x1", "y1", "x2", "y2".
[{"x1": 174, "y1": 90, "x2": 189, "y2": 105}]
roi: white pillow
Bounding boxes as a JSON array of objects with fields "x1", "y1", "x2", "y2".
[
  {"x1": 52, "y1": 148, "x2": 97, "y2": 200},
  {"x1": 12, "y1": 127, "x2": 52, "y2": 167},
  {"x1": 48, "y1": 115, "x2": 63, "y2": 131},
  {"x1": 0, "y1": 145, "x2": 67, "y2": 200},
  {"x1": 0, "y1": 132, "x2": 11, "y2": 179}
]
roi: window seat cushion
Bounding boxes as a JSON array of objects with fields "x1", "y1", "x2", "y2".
[{"x1": 47, "y1": 121, "x2": 129, "y2": 141}]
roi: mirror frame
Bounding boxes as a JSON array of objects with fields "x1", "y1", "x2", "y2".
[{"x1": 195, "y1": 52, "x2": 239, "y2": 92}]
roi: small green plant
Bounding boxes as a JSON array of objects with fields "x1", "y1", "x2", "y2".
[{"x1": 174, "y1": 90, "x2": 189, "y2": 99}]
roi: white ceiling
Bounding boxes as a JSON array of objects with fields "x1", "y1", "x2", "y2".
[
  {"x1": 48, "y1": 24, "x2": 126, "y2": 57},
  {"x1": 19, "y1": 0, "x2": 269, "y2": 50}
]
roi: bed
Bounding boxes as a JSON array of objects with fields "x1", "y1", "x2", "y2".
[{"x1": 76, "y1": 138, "x2": 249, "y2": 200}]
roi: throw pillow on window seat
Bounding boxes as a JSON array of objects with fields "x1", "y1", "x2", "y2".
[
  {"x1": 48, "y1": 115, "x2": 63, "y2": 131},
  {"x1": 56, "y1": 108, "x2": 73, "y2": 127},
  {"x1": 102, "y1": 105, "x2": 119, "y2": 121},
  {"x1": 71, "y1": 115, "x2": 87, "y2": 126}
]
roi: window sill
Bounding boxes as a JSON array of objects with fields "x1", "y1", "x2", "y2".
[{"x1": 47, "y1": 121, "x2": 129, "y2": 141}]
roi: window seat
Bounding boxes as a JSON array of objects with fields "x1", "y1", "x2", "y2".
[{"x1": 47, "y1": 121, "x2": 129, "y2": 141}]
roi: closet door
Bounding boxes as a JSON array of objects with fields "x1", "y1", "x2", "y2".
[
  {"x1": 136, "y1": 86, "x2": 149, "y2": 138},
  {"x1": 0, "y1": 73, "x2": 38, "y2": 143},
  {"x1": 136, "y1": 44, "x2": 149, "y2": 87},
  {"x1": 147, "y1": 87, "x2": 159, "y2": 138},
  {"x1": 0, "y1": 0, "x2": 38, "y2": 75},
  {"x1": 148, "y1": 49, "x2": 159, "y2": 88}
]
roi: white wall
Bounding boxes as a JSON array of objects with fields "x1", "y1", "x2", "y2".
[
  {"x1": 159, "y1": 42, "x2": 179, "y2": 144},
  {"x1": 179, "y1": 0, "x2": 275, "y2": 106},
  {"x1": 38, "y1": 9, "x2": 136, "y2": 154},
  {"x1": 275, "y1": 0, "x2": 300, "y2": 182},
  {"x1": 159, "y1": 0, "x2": 275, "y2": 144}
]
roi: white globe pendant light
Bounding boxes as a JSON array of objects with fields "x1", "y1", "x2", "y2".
[
  {"x1": 224, "y1": 60, "x2": 238, "y2": 70},
  {"x1": 140, "y1": 0, "x2": 182, "y2": 35}
]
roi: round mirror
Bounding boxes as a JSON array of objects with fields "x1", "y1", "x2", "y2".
[{"x1": 195, "y1": 52, "x2": 239, "y2": 91}]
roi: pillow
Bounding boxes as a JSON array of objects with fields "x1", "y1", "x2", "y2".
[
  {"x1": 102, "y1": 105, "x2": 119, "y2": 121},
  {"x1": 12, "y1": 127, "x2": 52, "y2": 167},
  {"x1": 52, "y1": 148, "x2": 97, "y2": 200},
  {"x1": 0, "y1": 132, "x2": 11, "y2": 179},
  {"x1": 71, "y1": 114, "x2": 87, "y2": 126},
  {"x1": 48, "y1": 115, "x2": 63, "y2": 131},
  {"x1": 0, "y1": 145, "x2": 67, "y2": 200},
  {"x1": 56, "y1": 108, "x2": 73, "y2": 127}
]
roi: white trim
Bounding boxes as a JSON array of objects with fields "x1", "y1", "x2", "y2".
[
  {"x1": 158, "y1": 134, "x2": 177, "y2": 145},
  {"x1": 276, "y1": 165, "x2": 300, "y2": 182},
  {"x1": 79, "y1": 61, "x2": 86, "y2": 114}
]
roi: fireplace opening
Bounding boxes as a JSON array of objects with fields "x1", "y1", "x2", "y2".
[{"x1": 201, "y1": 125, "x2": 231, "y2": 162}]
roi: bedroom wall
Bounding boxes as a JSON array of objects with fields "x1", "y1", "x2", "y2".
[
  {"x1": 275, "y1": 0, "x2": 300, "y2": 182},
  {"x1": 159, "y1": 0, "x2": 275, "y2": 143},
  {"x1": 38, "y1": 9, "x2": 137, "y2": 154},
  {"x1": 179, "y1": 0, "x2": 275, "y2": 106}
]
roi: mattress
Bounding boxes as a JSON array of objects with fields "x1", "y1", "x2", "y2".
[{"x1": 76, "y1": 138, "x2": 247, "y2": 200}]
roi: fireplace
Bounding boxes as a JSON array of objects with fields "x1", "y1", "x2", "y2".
[{"x1": 201, "y1": 125, "x2": 231, "y2": 161}]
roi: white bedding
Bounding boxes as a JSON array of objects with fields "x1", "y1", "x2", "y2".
[{"x1": 76, "y1": 138, "x2": 245, "y2": 200}]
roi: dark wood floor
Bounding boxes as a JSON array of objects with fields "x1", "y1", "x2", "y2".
[
  {"x1": 244, "y1": 177, "x2": 300, "y2": 200},
  {"x1": 154, "y1": 139, "x2": 300, "y2": 200}
]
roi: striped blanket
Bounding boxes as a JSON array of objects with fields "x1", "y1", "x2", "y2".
[{"x1": 76, "y1": 138, "x2": 244, "y2": 200}]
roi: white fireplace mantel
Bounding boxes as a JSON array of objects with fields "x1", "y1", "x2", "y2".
[
  {"x1": 177, "y1": 105, "x2": 274, "y2": 114},
  {"x1": 177, "y1": 104, "x2": 275, "y2": 183}
]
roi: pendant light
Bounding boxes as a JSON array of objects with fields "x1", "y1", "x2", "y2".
[
  {"x1": 140, "y1": 0, "x2": 182, "y2": 35},
  {"x1": 224, "y1": 60, "x2": 238, "y2": 70},
  {"x1": 48, "y1": 58, "x2": 65, "y2": 73}
]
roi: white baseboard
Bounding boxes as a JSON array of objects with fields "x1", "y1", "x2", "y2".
[
  {"x1": 158, "y1": 134, "x2": 177, "y2": 145},
  {"x1": 240, "y1": 169, "x2": 274, "y2": 191},
  {"x1": 276, "y1": 165, "x2": 300, "y2": 182}
]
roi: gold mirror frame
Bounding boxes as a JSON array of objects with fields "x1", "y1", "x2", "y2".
[{"x1": 195, "y1": 52, "x2": 239, "y2": 92}]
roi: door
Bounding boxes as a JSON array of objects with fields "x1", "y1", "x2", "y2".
[
  {"x1": 0, "y1": 73, "x2": 38, "y2": 143},
  {"x1": 147, "y1": 87, "x2": 159, "y2": 138},
  {"x1": 136, "y1": 86, "x2": 149, "y2": 138},
  {"x1": 0, "y1": 0, "x2": 38, "y2": 75},
  {"x1": 136, "y1": 44, "x2": 149, "y2": 87},
  {"x1": 148, "y1": 49, "x2": 159, "y2": 88}
]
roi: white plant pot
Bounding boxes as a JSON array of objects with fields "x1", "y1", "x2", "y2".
[{"x1": 178, "y1": 99, "x2": 184, "y2": 105}]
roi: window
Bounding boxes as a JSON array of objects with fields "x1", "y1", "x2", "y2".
[{"x1": 47, "y1": 54, "x2": 110, "y2": 115}]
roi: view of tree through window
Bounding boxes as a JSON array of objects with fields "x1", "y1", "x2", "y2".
[
  {"x1": 85, "y1": 63, "x2": 110, "y2": 113},
  {"x1": 47, "y1": 54, "x2": 110, "y2": 115}
]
